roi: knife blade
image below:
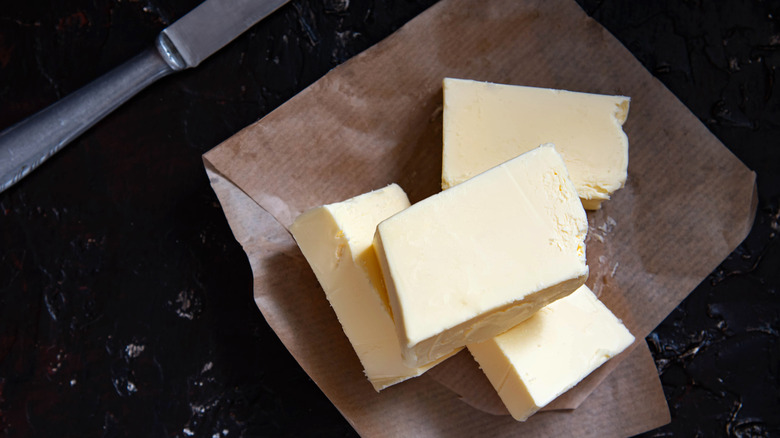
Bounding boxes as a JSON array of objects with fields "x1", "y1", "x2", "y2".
[{"x1": 0, "y1": 0, "x2": 290, "y2": 193}]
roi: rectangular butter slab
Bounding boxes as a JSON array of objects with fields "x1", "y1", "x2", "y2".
[
  {"x1": 290, "y1": 184, "x2": 457, "y2": 391},
  {"x1": 468, "y1": 285, "x2": 635, "y2": 421},
  {"x1": 442, "y1": 78, "x2": 630, "y2": 210},
  {"x1": 374, "y1": 145, "x2": 589, "y2": 367}
]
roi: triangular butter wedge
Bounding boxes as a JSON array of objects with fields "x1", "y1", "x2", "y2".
[{"x1": 442, "y1": 78, "x2": 630, "y2": 210}]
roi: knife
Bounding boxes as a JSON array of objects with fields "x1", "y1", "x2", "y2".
[{"x1": 0, "y1": 0, "x2": 289, "y2": 193}]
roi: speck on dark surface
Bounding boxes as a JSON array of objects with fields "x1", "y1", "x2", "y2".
[{"x1": 1, "y1": 1, "x2": 778, "y2": 437}]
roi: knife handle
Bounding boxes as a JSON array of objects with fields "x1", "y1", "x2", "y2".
[{"x1": 0, "y1": 37, "x2": 182, "y2": 193}]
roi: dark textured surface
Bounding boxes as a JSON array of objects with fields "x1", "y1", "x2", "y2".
[
  {"x1": 576, "y1": 2, "x2": 780, "y2": 437},
  {"x1": 0, "y1": 1, "x2": 777, "y2": 436}
]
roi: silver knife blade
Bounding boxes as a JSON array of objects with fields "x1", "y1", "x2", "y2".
[
  {"x1": 0, "y1": 0, "x2": 289, "y2": 193},
  {"x1": 162, "y1": 0, "x2": 289, "y2": 69}
]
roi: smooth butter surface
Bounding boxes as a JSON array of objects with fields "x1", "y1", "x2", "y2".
[
  {"x1": 468, "y1": 285, "x2": 635, "y2": 421},
  {"x1": 441, "y1": 77, "x2": 630, "y2": 210},
  {"x1": 289, "y1": 184, "x2": 455, "y2": 391},
  {"x1": 375, "y1": 145, "x2": 588, "y2": 368}
]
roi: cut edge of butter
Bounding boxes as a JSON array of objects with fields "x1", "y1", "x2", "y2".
[
  {"x1": 467, "y1": 284, "x2": 635, "y2": 421},
  {"x1": 441, "y1": 77, "x2": 630, "y2": 210}
]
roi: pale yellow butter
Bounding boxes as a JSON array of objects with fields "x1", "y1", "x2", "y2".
[
  {"x1": 289, "y1": 184, "x2": 457, "y2": 391},
  {"x1": 441, "y1": 78, "x2": 630, "y2": 210},
  {"x1": 468, "y1": 285, "x2": 635, "y2": 421},
  {"x1": 374, "y1": 145, "x2": 589, "y2": 368}
]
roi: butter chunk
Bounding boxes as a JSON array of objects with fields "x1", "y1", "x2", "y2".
[
  {"x1": 374, "y1": 145, "x2": 588, "y2": 367},
  {"x1": 442, "y1": 77, "x2": 630, "y2": 210},
  {"x1": 290, "y1": 184, "x2": 457, "y2": 391},
  {"x1": 468, "y1": 285, "x2": 635, "y2": 421}
]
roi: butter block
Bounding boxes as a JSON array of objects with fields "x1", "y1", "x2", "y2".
[
  {"x1": 441, "y1": 77, "x2": 630, "y2": 210},
  {"x1": 468, "y1": 285, "x2": 635, "y2": 421},
  {"x1": 290, "y1": 184, "x2": 457, "y2": 391},
  {"x1": 374, "y1": 145, "x2": 588, "y2": 367}
]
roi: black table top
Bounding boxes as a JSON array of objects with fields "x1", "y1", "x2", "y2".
[{"x1": 1, "y1": 1, "x2": 778, "y2": 436}]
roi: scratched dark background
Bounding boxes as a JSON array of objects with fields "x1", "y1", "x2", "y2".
[{"x1": 0, "y1": 1, "x2": 778, "y2": 437}]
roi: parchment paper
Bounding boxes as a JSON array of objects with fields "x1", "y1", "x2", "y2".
[{"x1": 203, "y1": 0, "x2": 756, "y2": 435}]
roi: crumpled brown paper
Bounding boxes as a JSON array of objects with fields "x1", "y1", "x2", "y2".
[
  {"x1": 203, "y1": 0, "x2": 756, "y2": 435},
  {"x1": 204, "y1": 164, "x2": 668, "y2": 436}
]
